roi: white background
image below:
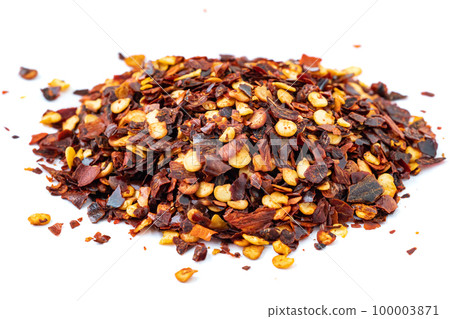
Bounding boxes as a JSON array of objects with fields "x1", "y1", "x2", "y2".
[{"x1": 0, "y1": 1, "x2": 449, "y2": 318}]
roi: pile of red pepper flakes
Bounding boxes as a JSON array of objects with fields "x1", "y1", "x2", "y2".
[{"x1": 29, "y1": 54, "x2": 444, "y2": 268}]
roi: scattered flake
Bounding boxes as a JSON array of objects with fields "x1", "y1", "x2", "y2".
[
  {"x1": 69, "y1": 220, "x2": 80, "y2": 229},
  {"x1": 48, "y1": 223, "x2": 63, "y2": 236},
  {"x1": 421, "y1": 91, "x2": 435, "y2": 97},
  {"x1": 407, "y1": 247, "x2": 417, "y2": 255}
]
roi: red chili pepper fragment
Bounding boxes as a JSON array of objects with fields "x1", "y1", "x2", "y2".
[
  {"x1": 70, "y1": 220, "x2": 81, "y2": 229},
  {"x1": 421, "y1": 91, "x2": 435, "y2": 97},
  {"x1": 407, "y1": 247, "x2": 417, "y2": 255},
  {"x1": 93, "y1": 232, "x2": 111, "y2": 244},
  {"x1": 48, "y1": 223, "x2": 63, "y2": 236},
  {"x1": 19, "y1": 67, "x2": 38, "y2": 80},
  {"x1": 41, "y1": 86, "x2": 61, "y2": 101}
]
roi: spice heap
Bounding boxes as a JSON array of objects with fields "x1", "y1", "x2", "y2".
[{"x1": 30, "y1": 54, "x2": 443, "y2": 266}]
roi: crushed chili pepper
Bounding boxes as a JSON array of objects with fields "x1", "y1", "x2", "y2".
[
  {"x1": 242, "y1": 265, "x2": 251, "y2": 271},
  {"x1": 24, "y1": 167, "x2": 43, "y2": 174},
  {"x1": 19, "y1": 67, "x2": 38, "y2": 80},
  {"x1": 2, "y1": 91, "x2": 8, "y2": 94},
  {"x1": 353, "y1": 44, "x2": 361, "y2": 48},
  {"x1": 407, "y1": 247, "x2": 417, "y2": 255},
  {"x1": 12, "y1": 135, "x2": 19, "y2": 139},
  {"x1": 29, "y1": 54, "x2": 443, "y2": 262},
  {"x1": 389, "y1": 230, "x2": 396, "y2": 234},
  {"x1": 48, "y1": 223, "x2": 63, "y2": 236},
  {"x1": 41, "y1": 86, "x2": 61, "y2": 101},
  {"x1": 92, "y1": 232, "x2": 111, "y2": 244},
  {"x1": 70, "y1": 220, "x2": 81, "y2": 229},
  {"x1": 421, "y1": 91, "x2": 435, "y2": 97}
]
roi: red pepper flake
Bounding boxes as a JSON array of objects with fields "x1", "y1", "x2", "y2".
[
  {"x1": 420, "y1": 110, "x2": 426, "y2": 113},
  {"x1": 351, "y1": 223, "x2": 362, "y2": 229},
  {"x1": 69, "y1": 220, "x2": 80, "y2": 229},
  {"x1": 416, "y1": 231, "x2": 419, "y2": 235},
  {"x1": 19, "y1": 67, "x2": 38, "y2": 80},
  {"x1": 2, "y1": 91, "x2": 8, "y2": 95},
  {"x1": 363, "y1": 220, "x2": 381, "y2": 230},
  {"x1": 73, "y1": 89, "x2": 89, "y2": 96},
  {"x1": 314, "y1": 243, "x2": 326, "y2": 250},
  {"x1": 48, "y1": 223, "x2": 63, "y2": 236},
  {"x1": 407, "y1": 247, "x2": 417, "y2": 255},
  {"x1": 4, "y1": 127, "x2": 9, "y2": 131},
  {"x1": 421, "y1": 91, "x2": 435, "y2": 97},
  {"x1": 41, "y1": 86, "x2": 61, "y2": 101},
  {"x1": 85, "y1": 237, "x2": 93, "y2": 242},
  {"x1": 143, "y1": 246, "x2": 147, "y2": 250},
  {"x1": 29, "y1": 132, "x2": 48, "y2": 145},
  {"x1": 24, "y1": 167, "x2": 43, "y2": 175},
  {"x1": 93, "y1": 232, "x2": 111, "y2": 244},
  {"x1": 77, "y1": 217, "x2": 83, "y2": 222},
  {"x1": 242, "y1": 266, "x2": 251, "y2": 271},
  {"x1": 401, "y1": 193, "x2": 410, "y2": 198},
  {"x1": 437, "y1": 126, "x2": 442, "y2": 130},
  {"x1": 353, "y1": 44, "x2": 361, "y2": 48},
  {"x1": 12, "y1": 135, "x2": 19, "y2": 139},
  {"x1": 389, "y1": 230, "x2": 396, "y2": 234}
]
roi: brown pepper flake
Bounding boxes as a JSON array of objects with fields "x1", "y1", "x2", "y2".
[
  {"x1": 347, "y1": 175, "x2": 384, "y2": 204},
  {"x1": 242, "y1": 266, "x2": 251, "y2": 271},
  {"x1": 192, "y1": 243, "x2": 207, "y2": 262},
  {"x1": 70, "y1": 220, "x2": 80, "y2": 229},
  {"x1": 407, "y1": 247, "x2": 417, "y2": 255},
  {"x1": 48, "y1": 223, "x2": 63, "y2": 236},
  {"x1": 41, "y1": 86, "x2": 61, "y2": 101},
  {"x1": 24, "y1": 167, "x2": 43, "y2": 175},
  {"x1": 93, "y1": 232, "x2": 111, "y2": 244},
  {"x1": 19, "y1": 67, "x2": 38, "y2": 80}
]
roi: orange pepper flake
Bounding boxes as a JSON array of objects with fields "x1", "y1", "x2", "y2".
[{"x1": 189, "y1": 224, "x2": 217, "y2": 241}]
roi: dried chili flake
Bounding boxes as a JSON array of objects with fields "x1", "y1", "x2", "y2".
[
  {"x1": 19, "y1": 67, "x2": 38, "y2": 80},
  {"x1": 389, "y1": 230, "x2": 396, "y2": 234},
  {"x1": 48, "y1": 223, "x2": 63, "y2": 236},
  {"x1": 27, "y1": 54, "x2": 444, "y2": 262},
  {"x1": 353, "y1": 44, "x2": 361, "y2": 48},
  {"x1": 242, "y1": 266, "x2": 251, "y2": 271},
  {"x1": 93, "y1": 232, "x2": 111, "y2": 244},
  {"x1": 24, "y1": 167, "x2": 43, "y2": 174},
  {"x1": 421, "y1": 91, "x2": 435, "y2": 97},
  {"x1": 2, "y1": 91, "x2": 8, "y2": 94},
  {"x1": 192, "y1": 243, "x2": 208, "y2": 262},
  {"x1": 41, "y1": 86, "x2": 61, "y2": 101},
  {"x1": 12, "y1": 135, "x2": 19, "y2": 139},
  {"x1": 70, "y1": 220, "x2": 80, "y2": 229},
  {"x1": 406, "y1": 247, "x2": 417, "y2": 255}
]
